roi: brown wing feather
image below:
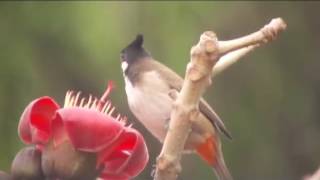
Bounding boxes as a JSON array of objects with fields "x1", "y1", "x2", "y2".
[
  {"x1": 199, "y1": 98, "x2": 232, "y2": 139},
  {"x1": 147, "y1": 59, "x2": 232, "y2": 139}
]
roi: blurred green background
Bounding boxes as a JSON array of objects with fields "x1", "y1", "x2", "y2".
[{"x1": 0, "y1": 2, "x2": 319, "y2": 180}]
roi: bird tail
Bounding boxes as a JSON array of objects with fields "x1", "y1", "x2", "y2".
[
  {"x1": 213, "y1": 156, "x2": 233, "y2": 180},
  {"x1": 196, "y1": 136, "x2": 233, "y2": 180}
]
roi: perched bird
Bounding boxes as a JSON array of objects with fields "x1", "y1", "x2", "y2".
[{"x1": 120, "y1": 34, "x2": 233, "y2": 180}]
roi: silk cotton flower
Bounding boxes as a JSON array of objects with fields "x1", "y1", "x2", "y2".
[{"x1": 17, "y1": 82, "x2": 149, "y2": 180}]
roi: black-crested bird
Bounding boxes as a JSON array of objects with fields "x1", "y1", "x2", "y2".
[{"x1": 120, "y1": 34, "x2": 233, "y2": 180}]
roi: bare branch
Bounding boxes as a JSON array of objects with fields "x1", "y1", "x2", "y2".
[
  {"x1": 154, "y1": 18, "x2": 287, "y2": 180},
  {"x1": 212, "y1": 44, "x2": 259, "y2": 77},
  {"x1": 154, "y1": 31, "x2": 219, "y2": 180},
  {"x1": 211, "y1": 18, "x2": 286, "y2": 78},
  {"x1": 219, "y1": 18, "x2": 286, "y2": 55}
]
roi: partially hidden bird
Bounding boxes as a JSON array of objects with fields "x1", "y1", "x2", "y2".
[{"x1": 120, "y1": 34, "x2": 233, "y2": 180}]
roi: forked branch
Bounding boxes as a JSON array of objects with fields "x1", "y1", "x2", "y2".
[
  {"x1": 212, "y1": 18, "x2": 286, "y2": 77},
  {"x1": 154, "y1": 18, "x2": 287, "y2": 180},
  {"x1": 212, "y1": 44, "x2": 259, "y2": 77}
]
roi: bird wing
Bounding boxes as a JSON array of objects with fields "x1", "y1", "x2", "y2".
[
  {"x1": 199, "y1": 98, "x2": 232, "y2": 139},
  {"x1": 151, "y1": 60, "x2": 232, "y2": 140}
]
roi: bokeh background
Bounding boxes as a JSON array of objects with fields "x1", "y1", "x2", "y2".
[{"x1": 0, "y1": 2, "x2": 319, "y2": 180}]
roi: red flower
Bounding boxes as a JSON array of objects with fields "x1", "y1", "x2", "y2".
[{"x1": 18, "y1": 82, "x2": 149, "y2": 180}]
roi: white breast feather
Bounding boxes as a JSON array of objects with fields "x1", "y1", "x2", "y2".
[
  {"x1": 124, "y1": 71, "x2": 173, "y2": 142},
  {"x1": 121, "y1": 61, "x2": 128, "y2": 72}
]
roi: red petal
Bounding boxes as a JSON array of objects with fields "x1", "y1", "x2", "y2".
[
  {"x1": 98, "y1": 128, "x2": 149, "y2": 179},
  {"x1": 51, "y1": 113, "x2": 68, "y2": 147},
  {"x1": 57, "y1": 108, "x2": 125, "y2": 152},
  {"x1": 18, "y1": 102, "x2": 32, "y2": 143},
  {"x1": 18, "y1": 96, "x2": 59, "y2": 145}
]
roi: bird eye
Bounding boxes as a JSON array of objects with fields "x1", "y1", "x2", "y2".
[{"x1": 120, "y1": 52, "x2": 126, "y2": 61}]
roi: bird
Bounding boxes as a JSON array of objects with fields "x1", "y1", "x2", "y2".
[{"x1": 120, "y1": 34, "x2": 233, "y2": 180}]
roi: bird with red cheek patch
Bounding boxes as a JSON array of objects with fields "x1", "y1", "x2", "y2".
[{"x1": 16, "y1": 81, "x2": 149, "y2": 180}]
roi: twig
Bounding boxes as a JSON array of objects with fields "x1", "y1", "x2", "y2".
[
  {"x1": 218, "y1": 18, "x2": 287, "y2": 55},
  {"x1": 154, "y1": 18, "x2": 287, "y2": 180},
  {"x1": 212, "y1": 44, "x2": 259, "y2": 77},
  {"x1": 212, "y1": 18, "x2": 287, "y2": 77}
]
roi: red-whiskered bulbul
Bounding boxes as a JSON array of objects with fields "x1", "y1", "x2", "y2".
[{"x1": 120, "y1": 34, "x2": 233, "y2": 180}]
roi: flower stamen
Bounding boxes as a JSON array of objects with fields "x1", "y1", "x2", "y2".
[
  {"x1": 99, "y1": 81, "x2": 114, "y2": 104},
  {"x1": 101, "y1": 101, "x2": 110, "y2": 113},
  {"x1": 108, "y1": 107, "x2": 115, "y2": 116},
  {"x1": 74, "y1": 92, "x2": 81, "y2": 106},
  {"x1": 63, "y1": 81, "x2": 126, "y2": 124},
  {"x1": 79, "y1": 98, "x2": 85, "y2": 107},
  {"x1": 85, "y1": 95, "x2": 93, "y2": 108},
  {"x1": 115, "y1": 114, "x2": 121, "y2": 121}
]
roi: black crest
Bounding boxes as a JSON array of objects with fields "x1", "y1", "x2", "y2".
[
  {"x1": 129, "y1": 34, "x2": 144, "y2": 49},
  {"x1": 120, "y1": 34, "x2": 150, "y2": 63}
]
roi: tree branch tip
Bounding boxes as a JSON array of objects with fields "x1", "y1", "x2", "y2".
[
  {"x1": 199, "y1": 31, "x2": 219, "y2": 53},
  {"x1": 270, "y1": 17, "x2": 287, "y2": 31},
  {"x1": 217, "y1": 17, "x2": 287, "y2": 55},
  {"x1": 202, "y1": 31, "x2": 217, "y2": 40},
  {"x1": 262, "y1": 17, "x2": 287, "y2": 42}
]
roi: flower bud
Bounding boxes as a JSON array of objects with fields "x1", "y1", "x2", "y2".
[
  {"x1": 11, "y1": 146, "x2": 44, "y2": 180},
  {"x1": 41, "y1": 141, "x2": 99, "y2": 180}
]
